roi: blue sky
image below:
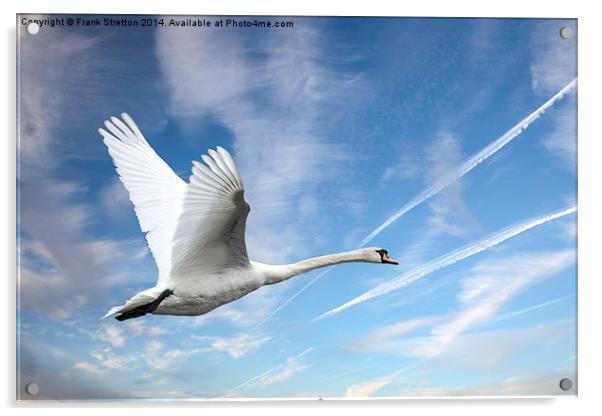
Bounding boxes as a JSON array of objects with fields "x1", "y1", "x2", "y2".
[{"x1": 17, "y1": 16, "x2": 577, "y2": 399}]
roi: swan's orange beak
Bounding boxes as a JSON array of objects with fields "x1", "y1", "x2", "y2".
[{"x1": 382, "y1": 253, "x2": 399, "y2": 265}]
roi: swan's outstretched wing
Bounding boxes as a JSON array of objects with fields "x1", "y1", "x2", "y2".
[
  {"x1": 99, "y1": 113, "x2": 186, "y2": 284},
  {"x1": 169, "y1": 147, "x2": 251, "y2": 280}
]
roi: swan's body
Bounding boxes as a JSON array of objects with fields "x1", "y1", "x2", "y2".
[{"x1": 100, "y1": 113, "x2": 398, "y2": 321}]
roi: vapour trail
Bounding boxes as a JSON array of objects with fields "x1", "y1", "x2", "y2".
[
  {"x1": 316, "y1": 206, "x2": 577, "y2": 320},
  {"x1": 359, "y1": 78, "x2": 577, "y2": 246},
  {"x1": 247, "y1": 267, "x2": 335, "y2": 334},
  {"x1": 250, "y1": 78, "x2": 576, "y2": 332},
  {"x1": 225, "y1": 347, "x2": 315, "y2": 395},
  {"x1": 480, "y1": 294, "x2": 575, "y2": 328}
]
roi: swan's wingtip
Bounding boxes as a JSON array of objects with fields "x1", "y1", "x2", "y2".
[{"x1": 216, "y1": 146, "x2": 231, "y2": 156}]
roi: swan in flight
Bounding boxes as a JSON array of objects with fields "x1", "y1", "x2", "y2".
[{"x1": 99, "y1": 113, "x2": 399, "y2": 321}]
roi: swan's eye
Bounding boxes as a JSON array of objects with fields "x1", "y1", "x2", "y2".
[{"x1": 375, "y1": 249, "x2": 388, "y2": 260}]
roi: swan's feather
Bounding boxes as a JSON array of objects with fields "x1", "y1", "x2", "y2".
[
  {"x1": 101, "y1": 113, "x2": 251, "y2": 288},
  {"x1": 100, "y1": 113, "x2": 186, "y2": 284},
  {"x1": 169, "y1": 147, "x2": 251, "y2": 280}
]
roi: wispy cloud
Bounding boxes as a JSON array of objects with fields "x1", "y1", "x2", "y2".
[
  {"x1": 423, "y1": 131, "x2": 480, "y2": 238},
  {"x1": 192, "y1": 333, "x2": 271, "y2": 359},
  {"x1": 541, "y1": 99, "x2": 577, "y2": 172},
  {"x1": 419, "y1": 250, "x2": 575, "y2": 358},
  {"x1": 98, "y1": 178, "x2": 135, "y2": 224},
  {"x1": 156, "y1": 22, "x2": 360, "y2": 264},
  {"x1": 74, "y1": 362, "x2": 104, "y2": 374},
  {"x1": 360, "y1": 79, "x2": 576, "y2": 246},
  {"x1": 344, "y1": 367, "x2": 414, "y2": 397},
  {"x1": 396, "y1": 370, "x2": 575, "y2": 396},
  {"x1": 227, "y1": 347, "x2": 314, "y2": 394},
  {"x1": 96, "y1": 324, "x2": 126, "y2": 348},
  {"x1": 386, "y1": 319, "x2": 573, "y2": 371},
  {"x1": 259, "y1": 79, "x2": 577, "y2": 329},
  {"x1": 75, "y1": 337, "x2": 210, "y2": 377},
  {"x1": 480, "y1": 294, "x2": 575, "y2": 328},
  {"x1": 125, "y1": 320, "x2": 169, "y2": 337},
  {"x1": 350, "y1": 316, "x2": 441, "y2": 352},
  {"x1": 317, "y1": 206, "x2": 576, "y2": 320},
  {"x1": 530, "y1": 21, "x2": 577, "y2": 96},
  {"x1": 17, "y1": 25, "x2": 154, "y2": 320},
  {"x1": 192, "y1": 286, "x2": 283, "y2": 331}
]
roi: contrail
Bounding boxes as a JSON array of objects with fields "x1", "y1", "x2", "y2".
[
  {"x1": 224, "y1": 347, "x2": 314, "y2": 395},
  {"x1": 247, "y1": 267, "x2": 335, "y2": 334},
  {"x1": 480, "y1": 294, "x2": 575, "y2": 328},
  {"x1": 250, "y1": 78, "x2": 576, "y2": 331},
  {"x1": 316, "y1": 206, "x2": 577, "y2": 320},
  {"x1": 360, "y1": 78, "x2": 577, "y2": 246}
]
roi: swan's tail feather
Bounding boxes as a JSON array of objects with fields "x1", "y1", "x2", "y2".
[{"x1": 101, "y1": 305, "x2": 125, "y2": 320}]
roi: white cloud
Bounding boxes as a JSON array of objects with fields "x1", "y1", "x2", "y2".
[
  {"x1": 481, "y1": 295, "x2": 574, "y2": 328},
  {"x1": 125, "y1": 320, "x2": 168, "y2": 337},
  {"x1": 81, "y1": 337, "x2": 206, "y2": 375},
  {"x1": 141, "y1": 339, "x2": 209, "y2": 371},
  {"x1": 498, "y1": 372, "x2": 575, "y2": 395},
  {"x1": 193, "y1": 333, "x2": 271, "y2": 359},
  {"x1": 230, "y1": 347, "x2": 314, "y2": 393},
  {"x1": 345, "y1": 250, "x2": 574, "y2": 377},
  {"x1": 359, "y1": 79, "x2": 576, "y2": 246},
  {"x1": 423, "y1": 250, "x2": 575, "y2": 357},
  {"x1": 530, "y1": 21, "x2": 577, "y2": 96},
  {"x1": 424, "y1": 131, "x2": 479, "y2": 238},
  {"x1": 75, "y1": 362, "x2": 104, "y2": 374},
  {"x1": 396, "y1": 369, "x2": 575, "y2": 396},
  {"x1": 378, "y1": 250, "x2": 575, "y2": 360},
  {"x1": 155, "y1": 23, "x2": 361, "y2": 265},
  {"x1": 89, "y1": 350, "x2": 137, "y2": 370},
  {"x1": 17, "y1": 21, "x2": 162, "y2": 321},
  {"x1": 381, "y1": 152, "x2": 422, "y2": 182},
  {"x1": 393, "y1": 319, "x2": 574, "y2": 372},
  {"x1": 98, "y1": 178, "x2": 135, "y2": 223},
  {"x1": 542, "y1": 100, "x2": 577, "y2": 171},
  {"x1": 318, "y1": 207, "x2": 576, "y2": 320},
  {"x1": 345, "y1": 379, "x2": 392, "y2": 397},
  {"x1": 144, "y1": 339, "x2": 165, "y2": 356},
  {"x1": 192, "y1": 285, "x2": 285, "y2": 331},
  {"x1": 96, "y1": 324, "x2": 126, "y2": 348},
  {"x1": 256, "y1": 359, "x2": 309, "y2": 387},
  {"x1": 344, "y1": 365, "x2": 419, "y2": 397},
  {"x1": 145, "y1": 348, "x2": 197, "y2": 371},
  {"x1": 18, "y1": 206, "x2": 150, "y2": 320},
  {"x1": 350, "y1": 316, "x2": 441, "y2": 352}
]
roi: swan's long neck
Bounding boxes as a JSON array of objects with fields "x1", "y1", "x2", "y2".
[{"x1": 262, "y1": 249, "x2": 373, "y2": 285}]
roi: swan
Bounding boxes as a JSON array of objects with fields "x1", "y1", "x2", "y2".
[{"x1": 99, "y1": 113, "x2": 399, "y2": 321}]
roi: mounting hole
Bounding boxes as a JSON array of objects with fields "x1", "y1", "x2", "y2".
[
  {"x1": 25, "y1": 382, "x2": 39, "y2": 396},
  {"x1": 559, "y1": 377, "x2": 573, "y2": 391},
  {"x1": 560, "y1": 26, "x2": 573, "y2": 39},
  {"x1": 26, "y1": 22, "x2": 40, "y2": 35}
]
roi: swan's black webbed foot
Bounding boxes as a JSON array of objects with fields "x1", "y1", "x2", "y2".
[{"x1": 115, "y1": 289, "x2": 174, "y2": 321}]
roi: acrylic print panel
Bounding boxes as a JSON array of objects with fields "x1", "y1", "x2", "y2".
[{"x1": 16, "y1": 15, "x2": 577, "y2": 400}]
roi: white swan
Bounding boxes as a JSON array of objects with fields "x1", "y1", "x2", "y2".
[{"x1": 100, "y1": 113, "x2": 398, "y2": 321}]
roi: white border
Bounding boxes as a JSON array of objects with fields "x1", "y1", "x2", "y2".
[{"x1": 3, "y1": 1, "x2": 601, "y2": 415}]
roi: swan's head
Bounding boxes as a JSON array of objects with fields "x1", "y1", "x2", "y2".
[{"x1": 364, "y1": 247, "x2": 399, "y2": 265}]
